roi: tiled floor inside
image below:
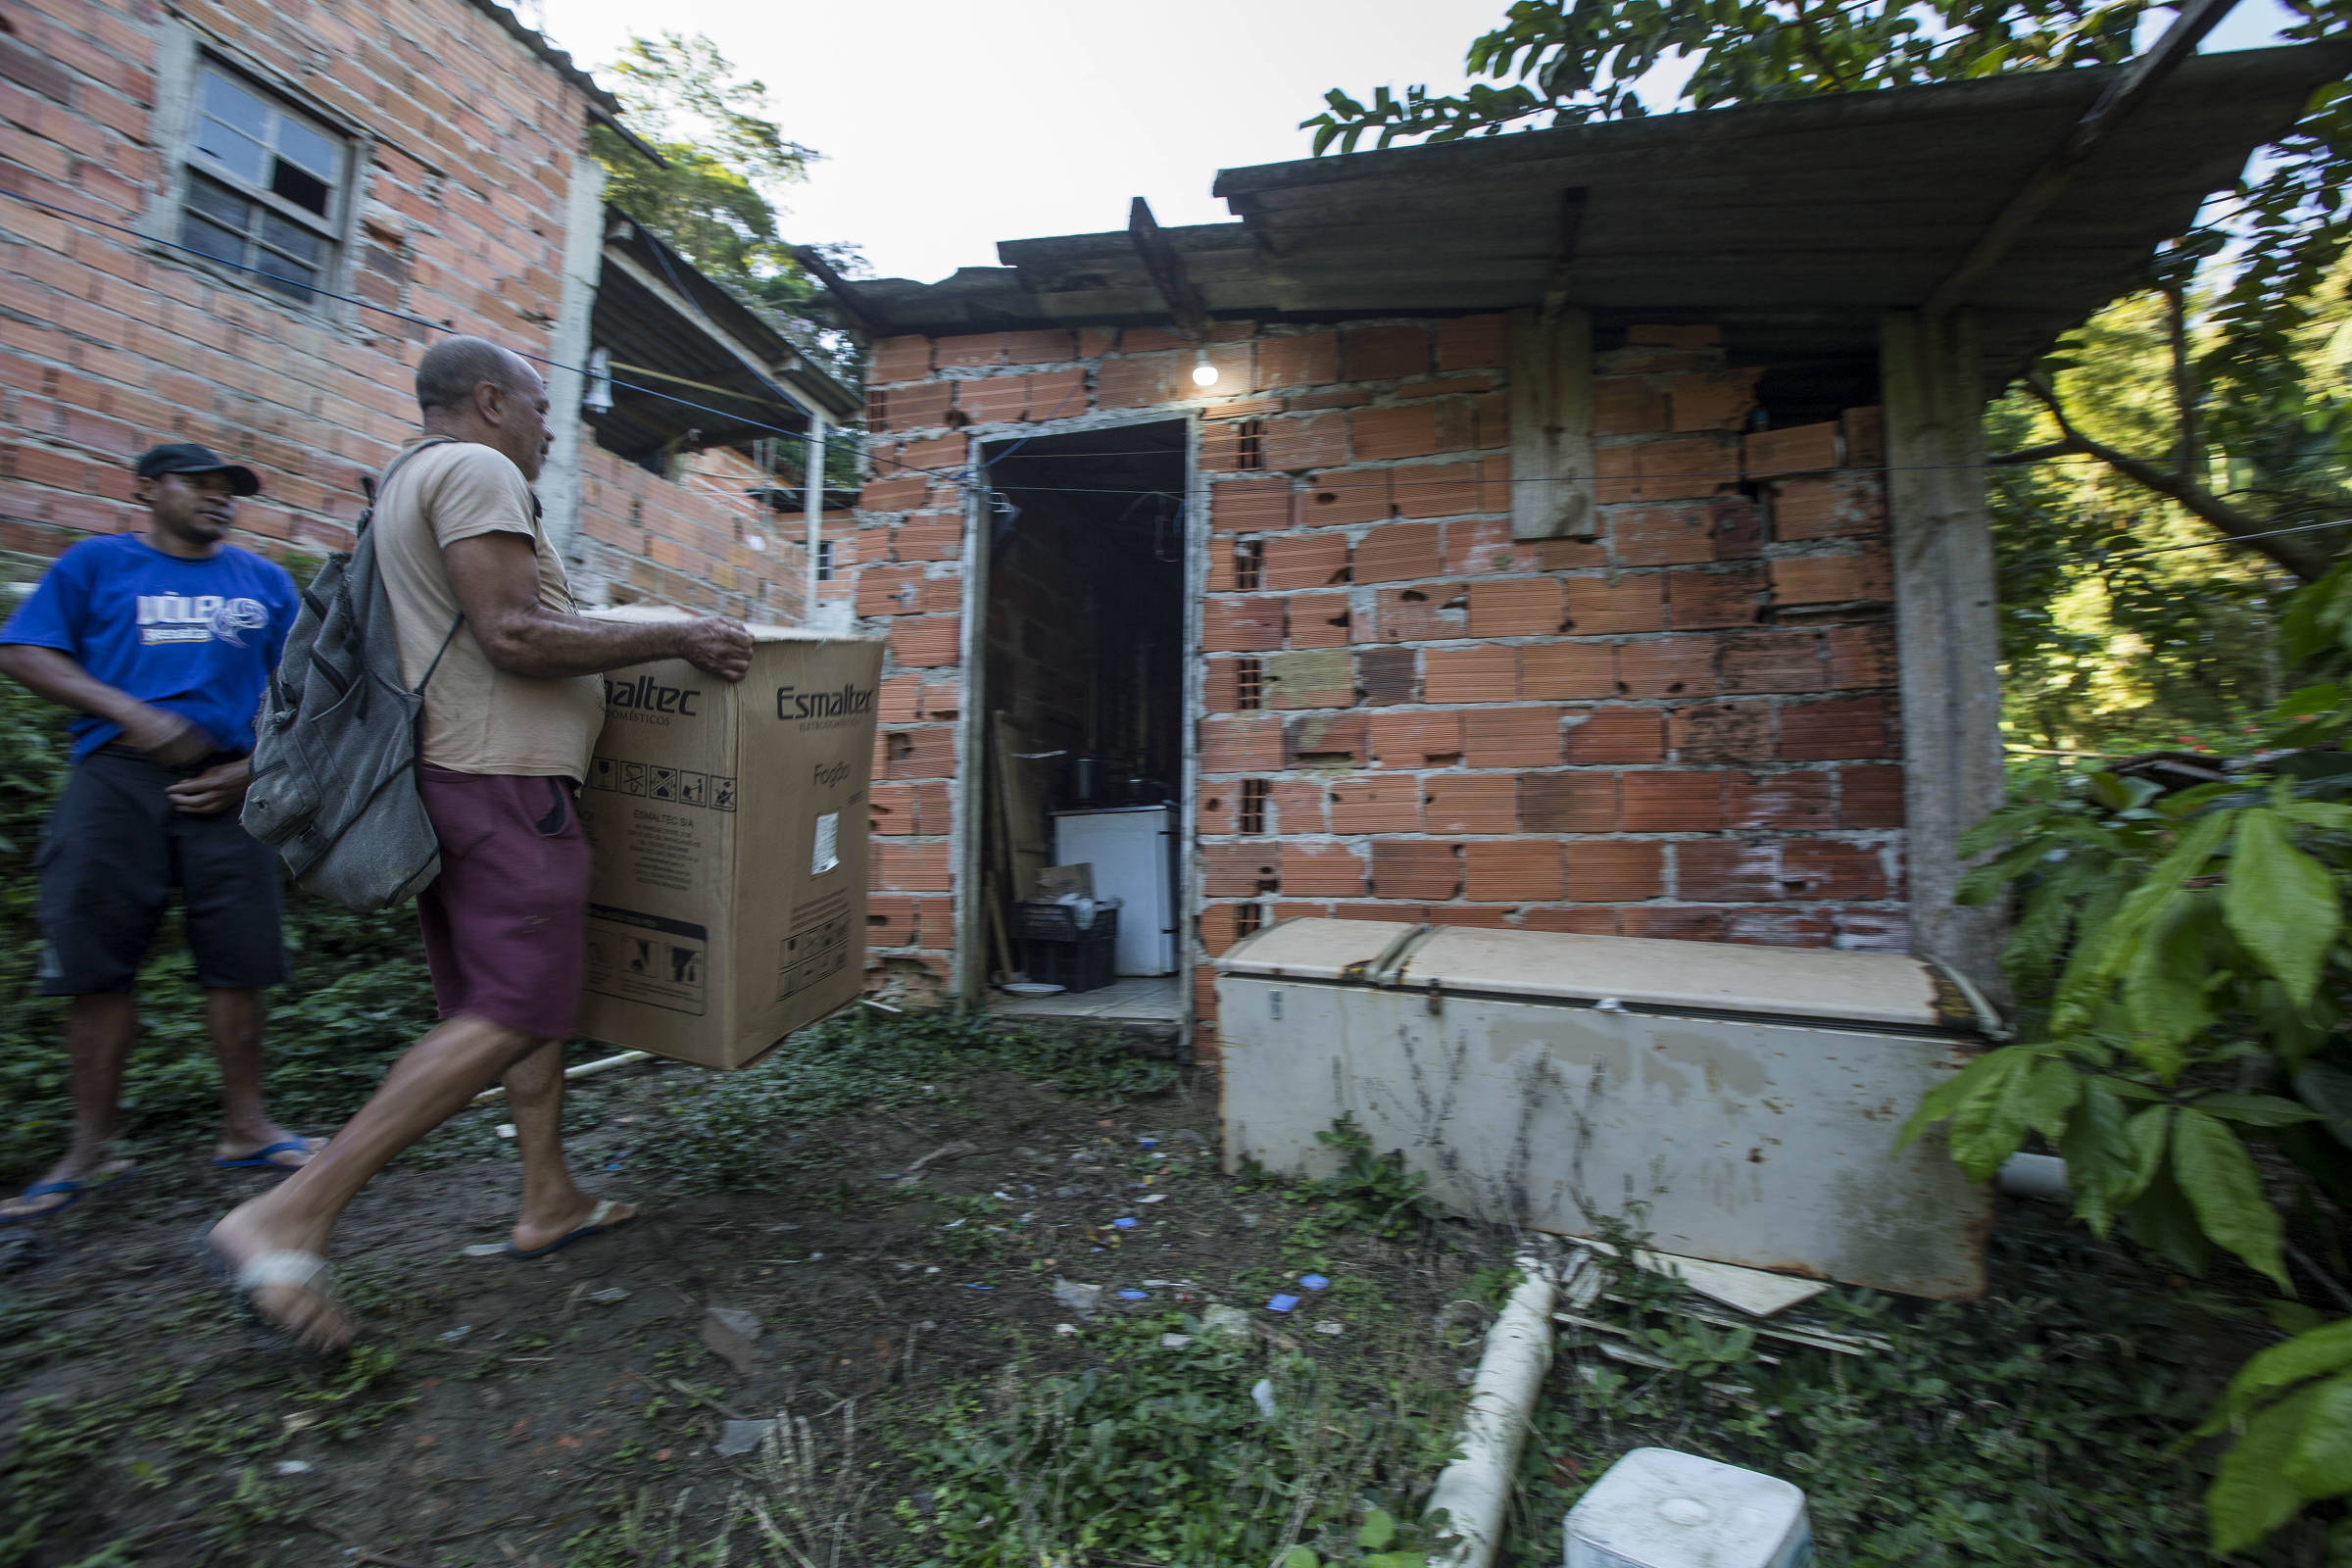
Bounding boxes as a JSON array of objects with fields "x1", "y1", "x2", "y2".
[{"x1": 986, "y1": 974, "x2": 1183, "y2": 1022}]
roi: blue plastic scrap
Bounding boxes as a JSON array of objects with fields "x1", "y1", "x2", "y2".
[
  {"x1": 1112, "y1": 1217, "x2": 1138, "y2": 1229},
  {"x1": 1116, "y1": 1289, "x2": 1149, "y2": 1300},
  {"x1": 1267, "y1": 1294, "x2": 1300, "y2": 1313},
  {"x1": 1298, "y1": 1274, "x2": 1330, "y2": 1291}
]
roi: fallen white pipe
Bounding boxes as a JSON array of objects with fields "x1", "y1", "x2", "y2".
[
  {"x1": 470, "y1": 1050, "x2": 654, "y2": 1103},
  {"x1": 1425, "y1": 1253, "x2": 1561, "y2": 1568},
  {"x1": 1996, "y1": 1152, "x2": 2070, "y2": 1200}
]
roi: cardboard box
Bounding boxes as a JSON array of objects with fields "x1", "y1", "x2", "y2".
[{"x1": 576, "y1": 613, "x2": 885, "y2": 1068}]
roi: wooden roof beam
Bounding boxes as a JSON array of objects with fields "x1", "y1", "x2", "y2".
[
  {"x1": 1922, "y1": 0, "x2": 2241, "y2": 318},
  {"x1": 1127, "y1": 196, "x2": 1211, "y2": 340}
]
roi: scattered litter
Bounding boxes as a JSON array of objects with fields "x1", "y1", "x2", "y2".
[
  {"x1": 1160, "y1": 1333, "x2": 1194, "y2": 1348},
  {"x1": 274, "y1": 1460, "x2": 313, "y2": 1476},
  {"x1": 494, "y1": 1123, "x2": 515, "y2": 1140},
  {"x1": 876, "y1": 1174, "x2": 903, "y2": 1182},
  {"x1": 1596, "y1": 1340, "x2": 1675, "y2": 1372},
  {"x1": 1139, "y1": 1193, "x2": 1167, "y2": 1204},
  {"x1": 1298, "y1": 1274, "x2": 1329, "y2": 1292},
  {"x1": 896, "y1": 1262, "x2": 915, "y2": 1271},
  {"x1": 807, "y1": 1252, "x2": 824, "y2": 1261},
  {"x1": 1138, "y1": 1137, "x2": 1157, "y2": 1148},
  {"x1": 1167, "y1": 1129, "x2": 1206, "y2": 1147},
  {"x1": 1266, "y1": 1294, "x2": 1300, "y2": 1314},
  {"x1": 439, "y1": 1325, "x2": 472, "y2": 1344},
  {"x1": 1240, "y1": 1212, "x2": 1262, "y2": 1228},
  {"x1": 993, "y1": 1191, "x2": 1014, "y2": 1201},
  {"x1": 1055, "y1": 1322, "x2": 1078, "y2": 1337},
  {"x1": 1250, "y1": 1378, "x2": 1278, "y2": 1418},
  {"x1": 924, "y1": 1266, "x2": 941, "y2": 1274},
  {"x1": 1313, "y1": 1321, "x2": 1346, "y2": 1337},
  {"x1": 604, "y1": 1150, "x2": 630, "y2": 1171},
  {"x1": 1111, "y1": 1217, "x2": 1138, "y2": 1229},
  {"x1": 958, "y1": 1283, "x2": 995, "y2": 1291},
  {"x1": 765, "y1": 1223, "x2": 802, "y2": 1233},
  {"x1": 460, "y1": 1241, "x2": 508, "y2": 1259},
  {"x1": 1142, "y1": 1278, "x2": 1194, "y2": 1290},
  {"x1": 714, "y1": 1419, "x2": 777, "y2": 1456},
  {"x1": 701, "y1": 1307, "x2": 762, "y2": 1376},
  {"x1": 1578, "y1": 1239, "x2": 1832, "y2": 1318},
  {"x1": 588, "y1": 1288, "x2": 630, "y2": 1304},
  {"x1": 1200, "y1": 1304, "x2": 1251, "y2": 1344},
  {"x1": 906, "y1": 1139, "x2": 980, "y2": 1174},
  {"x1": 1052, "y1": 1278, "x2": 1103, "y2": 1315},
  {"x1": 1115, "y1": 1289, "x2": 1149, "y2": 1300}
]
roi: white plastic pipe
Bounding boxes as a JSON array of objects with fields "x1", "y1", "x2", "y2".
[
  {"x1": 469, "y1": 1050, "x2": 653, "y2": 1103},
  {"x1": 1425, "y1": 1254, "x2": 1559, "y2": 1568},
  {"x1": 1996, "y1": 1152, "x2": 2070, "y2": 1200}
]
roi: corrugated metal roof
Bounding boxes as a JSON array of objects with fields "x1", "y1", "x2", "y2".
[{"x1": 841, "y1": 44, "x2": 2350, "y2": 384}]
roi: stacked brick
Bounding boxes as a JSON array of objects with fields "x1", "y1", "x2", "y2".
[
  {"x1": 572, "y1": 445, "x2": 830, "y2": 622},
  {"x1": 849, "y1": 320, "x2": 1905, "y2": 1024}
]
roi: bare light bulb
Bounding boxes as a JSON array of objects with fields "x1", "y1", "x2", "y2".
[{"x1": 1191, "y1": 354, "x2": 1218, "y2": 388}]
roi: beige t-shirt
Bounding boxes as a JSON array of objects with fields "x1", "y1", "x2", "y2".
[{"x1": 372, "y1": 439, "x2": 606, "y2": 778}]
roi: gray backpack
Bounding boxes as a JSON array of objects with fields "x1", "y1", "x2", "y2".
[{"x1": 242, "y1": 438, "x2": 462, "y2": 912}]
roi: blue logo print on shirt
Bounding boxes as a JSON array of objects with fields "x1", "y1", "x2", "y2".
[{"x1": 135, "y1": 593, "x2": 272, "y2": 648}]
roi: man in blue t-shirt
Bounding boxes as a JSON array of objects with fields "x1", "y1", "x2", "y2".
[{"x1": 0, "y1": 443, "x2": 315, "y2": 1222}]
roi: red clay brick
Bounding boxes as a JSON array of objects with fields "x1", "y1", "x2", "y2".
[
  {"x1": 1264, "y1": 532, "x2": 1350, "y2": 591},
  {"x1": 877, "y1": 675, "x2": 923, "y2": 724},
  {"x1": 1779, "y1": 840, "x2": 1895, "y2": 900},
  {"x1": 1677, "y1": 841, "x2": 1781, "y2": 902},
  {"x1": 1667, "y1": 565, "x2": 1768, "y2": 630},
  {"x1": 1003, "y1": 328, "x2": 1078, "y2": 364},
  {"x1": 1563, "y1": 709, "x2": 1664, "y2": 763},
  {"x1": 1265, "y1": 649, "x2": 1355, "y2": 708},
  {"x1": 1827, "y1": 624, "x2": 1896, "y2": 688},
  {"x1": 1470, "y1": 577, "x2": 1565, "y2": 637},
  {"x1": 1097, "y1": 354, "x2": 1180, "y2": 409},
  {"x1": 1287, "y1": 591, "x2": 1355, "y2": 649},
  {"x1": 1429, "y1": 906, "x2": 1520, "y2": 929},
  {"x1": 1636, "y1": 434, "x2": 1740, "y2": 501},
  {"x1": 1667, "y1": 368, "x2": 1761, "y2": 432},
  {"x1": 879, "y1": 380, "x2": 955, "y2": 431},
  {"x1": 1626, "y1": 324, "x2": 1721, "y2": 349},
  {"x1": 1358, "y1": 646, "x2": 1420, "y2": 705},
  {"x1": 1594, "y1": 379, "x2": 1669, "y2": 436},
  {"x1": 1286, "y1": 710, "x2": 1370, "y2": 765},
  {"x1": 1257, "y1": 332, "x2": 1339, "y2": 390},
  {"x1": 933, "y1": 332, "x2": 1004, "y2": 369},
  {"x1": 857, "y1": 563, "x2": 925, "y2": 616},
  {"x1": 1616, "y1": 636, "x2": 1718, "y2": 699},
  {"x1": 1200, "y1": 715, "x2": 1285, "y2": 772},
  {"x1": 1770, "y1": 471, "x2": 1886, "y2": 540},
  {"x1": 1373, "y1": 582, "x2": 1468, "y2": 643},
  {"x1": 1670, "y1": 701, "x2": 1774, "y2": 764},
  {"x1": 1391, "y1": 462, "x2": 1486, "y2": 518},
  {"x1": 869, "y1": 335, "x2": 931, "y2": 383},
  {"x1": 1744, "y1": 421, "x2": 1841, "y2": 477},
  {"x1": 873, "y1": 840, "x2": 953, "y2": 891},
  {"x1": 1424, "y1": 774, "x2": 1517, "y2": 833},
  {"x1": 1330, "y1": 774, "x2": 1422, "y2": 833},
  {"x1": 1464, "y1": 707, "x2": 1562, "y2": 767},
  {"x1": 1203, "y1": 842, "x2": 1284, "y2": 897},
  {"x1": 1727, "y1": 770, "x2": 1835, "y2": 829},
  {"x1": 1725, "y1": 908, "x2": 1837, "y2": 947},
  {"x1": 1369, "y1": 710, "x2": 1465, "y2": 766},
  {"x1": 894, "y1": 515, "x2": 964, "y2": 562},
  {"x1": 1782, "y1": 697, "x2": 1895, "y2": 760},
  {"x1": 1343, "y1": 324, "x2": 1429, "y2": 381},
  {"x1": 1466, "y1": 839, "x2": 1564, "y2": 902},
  {"x1": 956, "y1": 375, "x2": 1028, "y2": 424},
  {"x1": 1843, "y1": 406, "x2": 1886, "y2": 466},
  {"x1": 1621, "y1": 772, "x2": 1727, "y2": 832},
  {"x1": 1566, "y1": 842, "x2": 1666, "y2": 902},
  {"x1": 1351, "y1": 404, "x2": 1443, "y2": 462},
  {"x1": 1612, "y1": 504, "x2": 1721, "y2": 566},
  {"x1": 1354, "y1": 521, "x2": 1442, "y2": 584},
  {"x1": 1721, "y1": 630, "x2": 1826, "y2": 693},
  {"x1": 1272, "y1": 779, "x2": 1329, "y2": 834},
  {"x1": 1564, "y1": 575, "x2": 1664, "y2": 635},
  {"x1": 1372, "y1": 841, "x2": 1462, "y2": 900},
  {"x1": 1283, "y1": 843, "x2": 1368, "y2": 897},
  {"x1": 867, "y1": 781, "x2": 916, "y2": 835},
  {"x1": 1300, "y1": 472, "x2": 1391, "y2": 527},
  {"x1": 1772, "y1": 551, "x2": 1883, "y2": 607},
  {"x1": 1449, "y1": 516, "x2": 1532, "y2": 576},
  {"x1": 1835, "y1": 907, "x2": 1908, "y2": 951},
  {"x1": 1520, "y1": 772, "x2": 1617, "y2": 833},
  {"x1": 1436, "y1": 315, "x2": 1507, "y2": 371},
  {"x1": 1520, "y1": 906, "x2": 1622, "y2": 935},
  {"x1": 879, "y1": 727, "x2": 956, "y2": 779},
  {"x1": 1423, "y1": 645, "x2": 1518, "y2": 704},
  {"x1": 1212, "y1": 478, "x2": 1295, "y2": 533},
  {"x1": 1025, "y1": 368, "x2": 1090, "y2": 421},
  {"x1": 1202, "y1": 596, "x2": 1286, "y2": 652},
  {"x1": 1199, "y1": 779, "x2": 1239, "y2": 836},
  {"x1": 1262, "y1": 412, "x2": 1347, "y2": 469},
  {"x1": 1520, "y1": 642, "x2": 1615, "y2": 700},
  {"x1": 1623, "y1": 906, "x2": 1727, "y2": 941},
  {"x1": 888, "y1": 615, "x2": 961, "y2": 668},
  {"x1": 1839, "y1": 765, "x2": 1906, "y2": 828}
]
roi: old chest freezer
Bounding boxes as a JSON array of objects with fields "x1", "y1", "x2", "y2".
[{"x1": 1214, "y1": 919, "x2": 1999, "y2": 1298}]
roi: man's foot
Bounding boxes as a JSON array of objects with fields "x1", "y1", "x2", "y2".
[
  {"x1": 207, "y1": 1207, "x2": 352, "y2": 1351},
  {"x1": 506, "y1": 1196, "x2": 640, "y2": 1259},
  {"x1": 211, "y1": 1134, "x2": 326, "y2": 1170},
  {"x1": 0, "y1": 1156, "x2": 133, "y2": 1222}
]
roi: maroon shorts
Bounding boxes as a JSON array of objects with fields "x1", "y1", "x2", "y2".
[{"x1": 416, "y1": 766, "x2": 592, "y2": 1040}]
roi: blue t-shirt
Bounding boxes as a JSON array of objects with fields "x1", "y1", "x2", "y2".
[{"x1": 2, "y1": 533, "x2": 299, "y2": 761}]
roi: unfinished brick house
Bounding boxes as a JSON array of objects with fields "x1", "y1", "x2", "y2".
[
  {"x1": 820, "y1": 45, "x2": 2347, "y2": 1051},
  {"x1": 0, "y1": 0, "x2": 856, "y2": 618}
]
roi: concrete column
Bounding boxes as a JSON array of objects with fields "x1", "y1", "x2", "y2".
[
  {"x1": 541, "y1": 152, "x2": 608, "y2": 566},
  {"x1": 1879, "y1": 309, "x2": 2006, "y2": 996}
]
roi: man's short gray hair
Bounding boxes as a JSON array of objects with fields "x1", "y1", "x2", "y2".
[{"x1": 415, "y1": 336, "x2": 527, "y2": 414}]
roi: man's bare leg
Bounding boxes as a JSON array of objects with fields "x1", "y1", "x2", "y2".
[
  {"x1": 208, "y1": 1012, "x2": 542, "y2": 1348},
  {"x1": 203, "y1": 988, "x2": 318, "y2": 1167},
  {"x1": 502, "y1": 1041, "x2": 636, "y2": 1253},
  {"x1": 1, "y1": 994, "x2": 138, "y2": 1218}
]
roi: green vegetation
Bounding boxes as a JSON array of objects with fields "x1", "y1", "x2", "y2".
[
  {"x1": 900, "y1": 1313, "x2": 1456, "y2": 1568},
  {"x1": 1509, "y1": 1225, "x2": 2238, "y2": 1566}
]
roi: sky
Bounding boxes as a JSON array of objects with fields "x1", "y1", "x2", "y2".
[{"x1": 532, "y1": 0, "x2": 2306, "y2": 287}]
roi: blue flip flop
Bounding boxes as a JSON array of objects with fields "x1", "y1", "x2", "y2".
[
  {"x1": 0, "y1": 1165, "x2": 130, "y2": 1225},
  {"x1": 491, "y1": 1199, "x2": 634, "y2": 1260},
  {"x1": 212, "y1": 1139, "x2": 317, "y2": 1171}
]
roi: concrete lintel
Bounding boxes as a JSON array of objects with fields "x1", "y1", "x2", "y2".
[{"x1": 1880, "y1": 308, "x2": 2006, "y2": 998}]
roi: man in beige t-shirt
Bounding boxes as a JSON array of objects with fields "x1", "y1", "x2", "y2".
[{"x1": 211, "y1": 336, "x2": 755, "y2": 1351}]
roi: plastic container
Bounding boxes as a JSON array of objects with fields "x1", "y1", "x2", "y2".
[
  {"x1": 1564, "y1": 1448, "x2": 1811, "y2": 1568},
  {"x1": 1012, "y1": 902, "x2": 1121, "y2": 944},
  {"x1": 1022, "y1": 935, "x2": 1116, "y2": 993}
]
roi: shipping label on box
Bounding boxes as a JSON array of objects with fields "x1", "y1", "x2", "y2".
[{"x1": 577, "y1": 620, "x2": 884, "y2": 1068}]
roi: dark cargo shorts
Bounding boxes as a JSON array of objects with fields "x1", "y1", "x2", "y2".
[
  {"x1": 36, "y1": 746, "x2": 288, "y2": 995},
  {"x1": 415, "y1": 766, "x2": 591, "y2": 1041}
]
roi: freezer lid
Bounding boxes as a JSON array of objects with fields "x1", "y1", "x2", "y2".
[
  {"x1": 1215, "y1": 917, "x2": 1423, "y2": 982},
  {"x1": 1220, "y1": 918, "x2": 1991, "y2": 1032},
  {"x1": 1395, "y1": 925, "x2": 1982, "y2": 1030}
]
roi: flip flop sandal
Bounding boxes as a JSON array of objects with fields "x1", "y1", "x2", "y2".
[
  {"x1": 212, "y1": 1139, "x2": 321, "y2": 1170},
  {"x1": 0, "y1": 1165, "x2": 131, "y2": 1226},
  {"x1": 213, "y1": 1246, "x2": 345, "y2": 1350},
  {"x1": 465, "y1": 1199, "x2": 636, "y2": 1260}
]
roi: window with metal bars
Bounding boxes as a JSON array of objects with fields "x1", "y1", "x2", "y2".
[
  {"x1": 1234, "y1": 902, "x2": 1265, "y2": 938},
  {"x1": 1235, "y1": 656, "x2": 1264, "y2": 712},
  {"x1": 816, "y1": 538, "x2": 836, "y2": 582},
  {"x1": 176, "y1": 62, "x2": 349, "y2": 306},
  {"x1": 1237, "y1": 778, "x2": 1269, "y2": 834},
  {"x1": 1234, "y1": 539, "x2": 1264, "y2": 590},
  {"x1": 1236, "y1": 417, "x2": 1265, "y2": 469}
]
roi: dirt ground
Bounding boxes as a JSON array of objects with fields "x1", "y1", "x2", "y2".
[{"x1": 0, "y1": 1048, "x2": 1496, "y2": 1566}]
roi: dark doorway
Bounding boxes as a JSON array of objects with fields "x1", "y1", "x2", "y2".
[{"x1": 977, "y1": 420, "x2": 1188, "y2": 1017}]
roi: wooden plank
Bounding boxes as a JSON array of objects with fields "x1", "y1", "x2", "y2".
[
  {"x1": 991, "y1": 710, "x2": 1053, "y2": 903},
  {"x1": 1508, "y1": 306, "x2": 1595, "y2": 543}
]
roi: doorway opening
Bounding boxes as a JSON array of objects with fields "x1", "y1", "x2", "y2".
[{"x1": 977, "y1": 420, "x2": 1189, "y2": 1024}]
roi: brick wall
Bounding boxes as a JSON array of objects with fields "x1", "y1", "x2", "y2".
[
  {"x1": 850, "y1": 320, "x2": 1903, "y2": 1031},
  {"x1": 0, "y1": 0, "x2": 820, "y2": 622}
]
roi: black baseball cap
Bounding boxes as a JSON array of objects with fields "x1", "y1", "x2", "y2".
[{"x1": 134, "y1": 442, "x2": 261, "y2": 496}]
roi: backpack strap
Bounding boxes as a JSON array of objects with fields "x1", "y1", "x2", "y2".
[
  {"x1": 356, "y1": 436, "x2": 456, "y2": 537},
  {"x1": 414, "y1": 615, "x2": 465, "y2": 697}
]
